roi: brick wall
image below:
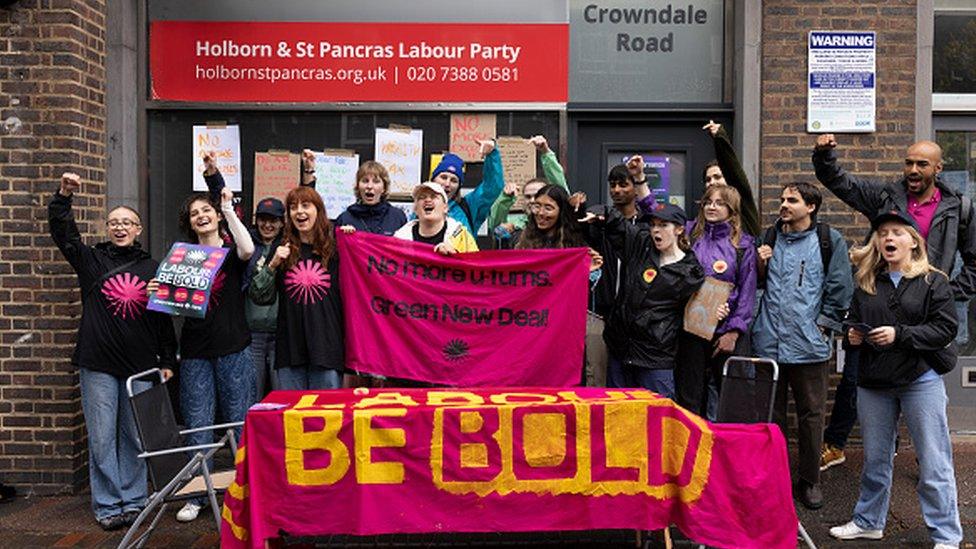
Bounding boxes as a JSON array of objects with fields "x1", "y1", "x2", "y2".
[
  {"x1": 761, "y1": 1, "x2": 918, "y2": 439},
  {"x1": 0, "y1": 0, "x2": 107, "y2": 494},
  {"x1": 761, "y1": 1, "x2": 918, "y2": 237}
]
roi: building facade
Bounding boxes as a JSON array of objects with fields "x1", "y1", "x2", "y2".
[{"x1": 1, "y1": 0, "x2": 973, "y2": 492}]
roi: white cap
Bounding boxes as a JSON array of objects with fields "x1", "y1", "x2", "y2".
[{"x1": 412, "y1": 181, "x2": 448, "y2": 203}]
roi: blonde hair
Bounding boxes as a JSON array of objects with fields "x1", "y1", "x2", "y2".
[
  {"x1": 692, "y1": 184, "x2": 743, "y2": 247},
  {"x1": 355, "y1": 161, "x2": 391, "y2": 202},
  {"x1": 850, "y1": 223, "x2": 938, "y2": 294}
]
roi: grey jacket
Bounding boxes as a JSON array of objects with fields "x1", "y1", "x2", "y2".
[{"x1": 813, "y1": 147, "x2": 976, "y2": 300}]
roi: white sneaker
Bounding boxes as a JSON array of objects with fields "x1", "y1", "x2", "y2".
[
  {"x1": 829, "y1": 521, "x2": 883, "y2": 540},
  {"x1": 933, "y1": 544, "x2": 958, "y2": 549},
  {"x1": 176, "y1": 502, "x2": 202, "y2": 522}
]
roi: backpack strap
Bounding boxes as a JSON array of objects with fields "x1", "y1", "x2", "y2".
[
  {"x1": 816, "y1": 222, "x2": 834, "y2": 269},
  {"x1": 960, "y1": 195, "x2": 971, "y2": 235},
  {"x1": 455, "y1": 196, "x2": 475, "y2": 231},
  {"x1": 762, "y1": 225, "x2": 778, "y2": 249}
]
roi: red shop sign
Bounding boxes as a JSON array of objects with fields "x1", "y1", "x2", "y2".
[{"x1": 150, "y1": 21, "x2": 568, "y2": 103}]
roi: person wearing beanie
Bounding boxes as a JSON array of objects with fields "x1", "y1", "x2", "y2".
[{"x1": 430, "y1": 139, "x2": 505, "y2": 236}]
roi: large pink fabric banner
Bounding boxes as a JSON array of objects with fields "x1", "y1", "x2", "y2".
[
  {"x1": 221, "y1": 388, "x2": 798, "y2": 549},
  {"x1": 337, "y1": 232, "x2": 589, "y2": 386}
]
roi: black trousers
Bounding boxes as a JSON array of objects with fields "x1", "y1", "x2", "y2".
[
  {"x1": 674, "y1": 331, "x2": 750, "y2": 416},
  {"x1": 773, "y1": 361, "x2": 829, "y2": 486}
]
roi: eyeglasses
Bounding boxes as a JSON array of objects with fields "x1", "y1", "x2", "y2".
[
  {"x1": 107, "y1": 219, "x2": 140, "y2": 229},
  {"x1": 702, "y1": 199, "x2": 728, "y2": 208}
]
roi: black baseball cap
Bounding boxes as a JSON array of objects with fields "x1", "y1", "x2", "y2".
[
  {"x1": 255, "y1": 197, "x2": 285, "y2": 219},
  {"x1": 870, "y1": 209, "x2": 919, "y2": 232},
  {"x1": 642, "y1": 202, "x2": 687, "y2": 226}
]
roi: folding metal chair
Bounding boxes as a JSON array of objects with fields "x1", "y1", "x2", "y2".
[
  {"x1": 697, "y1": 356, "x2": 816, "y2": 549},
  {"x1": 118, "y1": 368, "x2": 243, "y2": 549}
]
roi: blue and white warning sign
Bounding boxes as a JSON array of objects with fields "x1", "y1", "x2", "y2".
[{"x1": 807, "y1": 31, "x2": 876, "y2": 133}]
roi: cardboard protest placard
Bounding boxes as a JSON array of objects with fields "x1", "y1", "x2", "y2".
[
  {"x1": 375, "y1": 127, "x2": 423, "y2": 194},
  {"x1": 253, "y1": 151, "x2": 300, "y2": 204},
  {"x1": 497, "y1": 137, "x2": 537, "y2": 210},
  {"x1": 313, "y1": 149, "x2": 359, "y2": 218},
  {"x1": 683, "y1": 276, "x2": 734, "y2": 341},
  {"x1": 193, "y1": 123, "x2": 242, "y2": 191},
  {"x1": 449, "y1": 113, "x2": 497, "y2": 162},
  {"x1": 148, "y1": 243, "x2": 229, "y2": 319}
]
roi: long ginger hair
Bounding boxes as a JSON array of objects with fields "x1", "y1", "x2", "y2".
[{"x1": 282, "y1": 186, "x2": 334, "y2": 270}]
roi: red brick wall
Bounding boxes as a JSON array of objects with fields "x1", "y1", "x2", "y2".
[
  {"x1": 0, "y1": 0, "x2": 107, "y2": 493},
  {"x1": 761, "y1": 1, "x2": 918, "y2": 236}
]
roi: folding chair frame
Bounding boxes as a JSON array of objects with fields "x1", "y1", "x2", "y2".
[
  {"x1": 697, "y1": 356, "x2": 816, "y2": 549},
  {"x1": 117, "y1": 368, "x2": 243, "y2": 549}
]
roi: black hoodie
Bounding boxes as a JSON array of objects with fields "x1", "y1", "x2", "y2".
[
  {"x1": 595, "y1": 208, "x2": 705, "y2": 370},
  {"x1": 48, "y1": 192, "x2": 177, "y2": 377}
]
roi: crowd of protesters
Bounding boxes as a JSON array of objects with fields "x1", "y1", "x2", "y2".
[{"x1": 47, "y1": 124, "x2": 968, "y2": 548}]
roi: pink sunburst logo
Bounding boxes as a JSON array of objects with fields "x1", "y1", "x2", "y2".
[
  {"x1": 101, "y1": 272, "x2": 148, "y2": 320},
  {"x1": 284, "y1": 259, "x2": 332, "y2": 305}
]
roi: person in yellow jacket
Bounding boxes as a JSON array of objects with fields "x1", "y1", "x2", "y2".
[{"x1": 393, "y1": 182, "x2": 478, "y2": 254}]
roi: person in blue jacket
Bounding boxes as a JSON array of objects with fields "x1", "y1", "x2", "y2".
[
  {"x1": 430, "y1": 139, "x2": 504, "y2": 236},
  {"x1": 335, "y1": 160, "x2": 407, "y2": 236}
]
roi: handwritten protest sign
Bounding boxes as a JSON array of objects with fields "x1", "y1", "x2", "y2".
[
  {"x1": 148, "y1": 243, "x2": 229, "y2": 319},
  {"x1": 313, "y1": 150, "x2": 359, "y2": 218},
  {"x1": 253, "y1": 151, "x2": 300, "y2": 204},
  {"x1": 338, "y1": 231, "x2": 587, "y2": 386},
  {"x1": 683, "y1": 276, "x2": 733, "y2": 341},
  {"x1": 497, "y1": 137, "x2": 537, "y2": 210},
  {"x1": 449, "y1": 113, "x2": 496, "y2": 162},
  {"x1": 375, "y1": 127, "x2": 423, "y2": 194},
  {"x1": 193, "y1": 124, "x2": 242, "y2": 191}
]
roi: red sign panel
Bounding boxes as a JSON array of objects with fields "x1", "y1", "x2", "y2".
[{"x1": 150, "y1": 21, "x2": 568, "y2": 103}]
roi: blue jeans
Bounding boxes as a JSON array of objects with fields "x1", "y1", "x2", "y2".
[
  {"x1": 276, "y1": 366, "x2": 342, "y2": 390},
  {"x1": 607, "y1": 357, "x2": 675, "y2": 399},
  {"x1": 250, "y1": 331, "x2": 277, "y2": 399},
  {"x1": 824, "y1": 347, "x2": 859, "y2": 449},
  {"x1": 79, "y1": 368, "x2": 150, "y2": 520},
  {"x1": 853, "y1": 376, "x2": 962, "y2": 545},
  {"x1": 180, "y1": 346, "x2": 255, "y2": 500}
]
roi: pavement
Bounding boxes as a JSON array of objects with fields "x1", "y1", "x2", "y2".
[{"x1": 0, "y1": 440, "x2": 973, "y2": 548}]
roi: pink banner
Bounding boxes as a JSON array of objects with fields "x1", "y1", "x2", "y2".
[
  {"x1": 221, "y1": 388, "x2": 798, "y2": 549},
  {"x1": 337, "y1": 232, "x2": 589, "y2": 386}
]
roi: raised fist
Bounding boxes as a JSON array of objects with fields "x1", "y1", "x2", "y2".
[
  {"x1": 201, "y1": 150, "x2": 218, "y2": 175},
  {"x1": 269, "y1": 244, "x2": 291, "y2": 269},
  {"x1": 220, "y1": 187, "x2": 233, "y2": 206},
  {"x1": 502, "y1": 181, "x2": 518, "y2": 197},
  {"x1": 528, "y1": 135, "x2": 550, "y2": 153},
  {"x1": 477, "y1": 139, "x2": 495, "y2": 158},
  {"x1": 626, "y1": 155, "x2": 645, "y2": 181},
  {"x1": 60, "y1": 172, "x2": 81, "y2": 196},
  {"x1": 815, "y1": 134, "x2": 837, "y2": 151},
  {"x1": 702, "y1": 120, "x2": 721, "y2": 137},
  {"x1": 302, "y1": 149, "x2": 316, "y2": 172}
]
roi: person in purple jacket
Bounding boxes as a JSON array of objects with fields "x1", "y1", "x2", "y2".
[{"x1": 674, "y1": 184, "x2": 757, "y2": 419}]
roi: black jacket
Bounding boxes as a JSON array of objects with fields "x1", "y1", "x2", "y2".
[
  {"x1": 585, "y1": 205, "x2": 651, "y2": 317},
  {"x1": 48, "y1": 192, "x2": 177, "y2": 377},
  {"x1": 849, "y1": 271, "x2": 957, "y2": 388},
  {"x1": 813, "y1": 147, "x2": 976, "y2": 300},
  {"x1": 335, "y1": 202, "x2": 407, "y2": 236},
  {"x1": 596, "y1": 208, "x2": 705, "y2": 370}
]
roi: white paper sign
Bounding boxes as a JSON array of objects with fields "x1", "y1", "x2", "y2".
[
  {"x1": 192, "y1": 125, "x2": 242, "y2": 191},
  {"x1": 807, "y1": 31, "x2": 876, "y2": 133},
  {"x1": 313, "y1": 151, "x2": 360, "y2": 219},
  {"x1": 375, "y1": 128, "x2": 423, "y2": 195}
]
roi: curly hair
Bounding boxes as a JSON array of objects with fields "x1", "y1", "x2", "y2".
[
  {"x1": 178, "y1": 192, "x2": 225, "y2": 244},
  {"x1": 516, "y1": 184, "x2": 586, "y2": 250}
]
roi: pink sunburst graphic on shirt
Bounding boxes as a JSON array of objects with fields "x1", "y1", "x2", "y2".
[
  {"x1": 101, "y1": 272, "x2": 148, "y2": 320},
  {"x1": 284, "y1": 259, "x2": 332, "y2": 305},
  {"x1": 208, "y1": 270, "x2": 227, "y2": 310}
]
